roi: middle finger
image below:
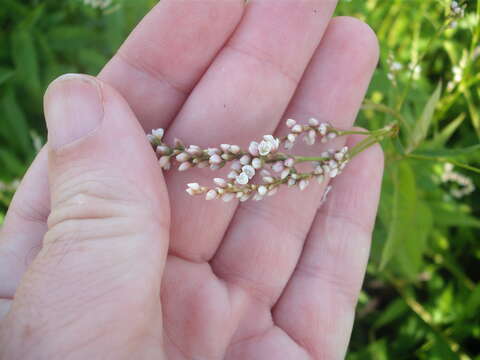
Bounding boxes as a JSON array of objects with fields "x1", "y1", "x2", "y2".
[{"x1": 163, "y1": 0, "x2": 338, "y2": 263}]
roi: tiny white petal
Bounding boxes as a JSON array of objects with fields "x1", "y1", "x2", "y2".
[
  {"x1": 240, "y1": 154, "x2": 251, "y2": 165},
  {"x1": 248, "y1": 141, "x2": 259, "y2": 156},
  {"x1": 242, "y1": 165, "x2": 256, "y2": 179},
  {"x1": 329, "y1": 160, "x2": 338, "y2": 169},
  {"x1": 209, "y1": 154, "x2": 222, "y2": 164},
  {"x1": 176, "y1": 152, "x2": 190, "y2": 162},
  {"x1": 260, "y1": 169, "x2": 271, "y2": 177},
  {"x1": 292, "y1": 124, "x2": 303, "y2": 133},
  {"x1": 240, "y1": 194, "x2": 251, "y2": 202},
  {"x1": 272, "y1": 161, "x2": 284, "y2": 173},
  {"x1": 319, "y1": 123, "x2": 328, "y2": 135},
  {"x1": 156, "y1": 145, "x2": 170, "y2": 155},
  {"x1": 280, "y1": 169, "x2": 290, "y2": 179},
  {"x1": 287, "y1": 133, "x2": 296, "y2": 143},
  {"x1": 214, "y1": 178, "x2": 227, "y2": 187},
  {"x1": 308, "y1": 118, "x2": 319, "y2": 126},
  {"x1": 258, "y1": 141, "x2": 273, "y2": 156},
  {"x1": 207, "y1": 148, "x2": 220, "y2": 156},
  {"x1": 222, "y1": 193, "x2": 235, "y2": 202},
  {"x1": 220, "y1": 144, "x2": 230, "y2": 152},
  {"x1": 236, "y1": 172, "x2": 249, "y2": 185},
  {"x1": 251, "y1": 158, "x2": 262, "y2": 169},
  {"x1": 187, "y1": 183, "x2": 200, "y2": 191},
  {"x1": 205, "y1": 189, "x2": 217, "y2": 200},
  {"x1": 267, "y1": 188, "x2": 278, "y2": 196},
  {"x1": 227, "y1": 171, "x2": 238, "y2": 179},
  {"x1": 159, "y1": 156, "x2": 171, "y2": 168},
  {"x1": 329, "y1": 168, "x2": 339, "y2": 178},
  {"x1": 327, "y1": 132, "x2": 337, "y2": 140},
  {"x1": 291, "y1": 173, "x2": 298, "y2": 180},
  {"x1": 152, "y1": 128, "x2": 164, "y2": 139},
  {"x1": 178, "y1": 162, "x2": 192, "y2": 171},
  {"x1": 257, "y1": 186, "x2": 268, "y2": 196},
  {"x1": 230, "y1": 145, "x2": 240, "y2": 154},
  {"x1": 284, "y1": 158, "x2": 295, "y2": 168},
  {"x1": 210, "y1": 164, "x2": 220, "y2": 170},
  {"x1": 284, "y1": 140, "x2": 294, "y2": 150},
  {"x1": 286, "y1": 118, "x2": 296, "y2": 128},
  {"x1": 287, "y1": 178, "x2": 296, "y2": 187},
  {"x1": 299, "y1": 179, "x2": 309, "y2": 191},
  {"x1": 263, "y1": 176, "x2": 274, "y2": 184},
  {"x1": 231, "y1": 160, "x2": 242, "y2": 171},
  {"x1": 186, "y1": 188, "x2": 195, "y2": 196},
  {"x1": 253, "y1": 194, "x2": 263, "y2": 201}
]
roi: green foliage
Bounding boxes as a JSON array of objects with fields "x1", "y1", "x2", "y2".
[{"x1": 0, "y1": 0, "x2": 479, "y2": 358}]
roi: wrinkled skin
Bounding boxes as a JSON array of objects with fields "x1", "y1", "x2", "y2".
[{"x1": 0, "y1": 1, "x2": 383, "y2": 359}]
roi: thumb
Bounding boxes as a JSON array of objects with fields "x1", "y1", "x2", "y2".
[{"x1": 2, "y1": 74, "x2": 169, "y2": 356}]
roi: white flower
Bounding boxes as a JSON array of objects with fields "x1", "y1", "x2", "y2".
[
  {"x1": 159, "y1": 156, "x2": 171, "y2": 168},
  {"x1": 236, "y1": 172, "x2": 249, "y2": 185},
  {"x1": 284, "y1": 158, "x2": 295, "y2": 168},
  {"x1": 152, "y1": 128, "x2": 164, "y2": 139},
  {"x1": 258, "y1": 140, "x2": 273, "y2": 156},
  {"x1": 329, "y1": 168, "x2": 339, "y2": 178},
  {"x1": 176, "y1": 152, "x2": 190, "y2": 162},
  {"x1": 227, "y1": 171, "x2": 238, "y2": 179},
  {"x1": 186, "y1": 188, "x2": 195, "y2": 196},
  {"x1": 214, "y1": 178, "x2": 227, "y2": 187},
  {"x1": 231, "y1": 160, "x2": 242, "y2": 171},
  {"x1": 272, "y1": 161, "x2": 284, "y2": 173},
  {"x1": 319, "y1": 123, "x2": 328, "y2": 135},
  {"x1": 291, "y1": 124, "x2": 303, "y2": 133},
  {"x1": 280, "y1": 169, "x2": 290, "y2": 179},
  {"x1": 187, "y1": 183, "x2": 200, "y2": 191},
  {"x1": 156, "y1": 145, "x2": 169, "y2": 155},
  {"x1": 242, "y1": 165, "x2": 256, "y2": 179},
  {"x1": 299, "y1": 179, "x2": 309, "y2": 191},
  {"x1": 240, "y1": 155, "x2": 251, "y2": 165},
  {"x1": 257, "y1": 186, "x2": 268, "y2": 196},
  {"x1": 207, "y1": 148, "x2": 220, "y2": 156},
  {"x1": 286, "y1": 118, "x2": 296, "y2": 128},
  {"x1": 187, "y1": 145, "x2": 201, "y2": 155},
  {"x1": 263, "y1": 135, "x2": 280, "y2": 151},
  {"x1": 205, "y1": 189, "x2": 217, "y2": 200},
  {"x1": 220, "y1": 144, "x2": 230, "y2": 152},
  {"x1": 287, "y1": 133, "x2": 296, "y2": 143},
  {"x1": 209, "y1": 154, "x2": 222, "y2": 164},
  {"x1": 263, "y1": 176, "x2": 274, "y2": 184},
  {"x1": 178, "y1": 162, "x2": 192, "y2": 171},
  {"x1": 249, "y1": 141, "x2": 259, "y2": 156},
  {"x1": 222, "y1": 193, "x2": 235, "y2": 202},
  {"x1": 308, "y1": 118, "x2": 319, "y2": 126},
  {"x1": 230, "y1": 145, "x2": 240, "y2": 154},
  {"x1": 252, "y1": 158, "x2": 262, "y2": 169}
]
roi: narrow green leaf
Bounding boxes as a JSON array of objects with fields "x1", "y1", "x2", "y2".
[
  {"x1": 431, "y1": 113, "x2": 466, "y2": 146},
  {"x1": 413, "y1": 144, "x2": 480, "y2": 159},
  {"x1": 380, "y1": 161, "x2": 417, "y2": 270},
  {"x1": 406, "y1": 83, "x2": 442, "y2": 153}
]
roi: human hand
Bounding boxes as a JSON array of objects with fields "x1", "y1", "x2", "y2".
[{"x1": 0, "y1": 1, "x2": 382, "y2": 359}]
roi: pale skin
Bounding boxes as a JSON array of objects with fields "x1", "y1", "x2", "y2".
[{"x1": 0, "y1": 1, "x2": 384, "y2": 359}]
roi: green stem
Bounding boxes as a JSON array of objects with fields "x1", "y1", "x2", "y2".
[{"x1": 407, "y1": 154, "x2": 480, "y2": 174}]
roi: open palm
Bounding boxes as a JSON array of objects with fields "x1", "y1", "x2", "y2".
[{"x1": 0, "y1": 1, "x2": 383, "y2": 359}]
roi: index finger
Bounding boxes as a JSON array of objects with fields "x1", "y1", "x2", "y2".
[{"x1": 99, "y1": 0, "x2": 245, "y2": 130}]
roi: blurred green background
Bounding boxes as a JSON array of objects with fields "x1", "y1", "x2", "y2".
[{"x1": 1, "y1": 0, "x2": 479, "y2": 358}]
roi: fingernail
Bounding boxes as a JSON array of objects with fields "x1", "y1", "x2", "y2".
[{"x1": 44, "y1": 74, "x2": 104, "y2": 150}]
